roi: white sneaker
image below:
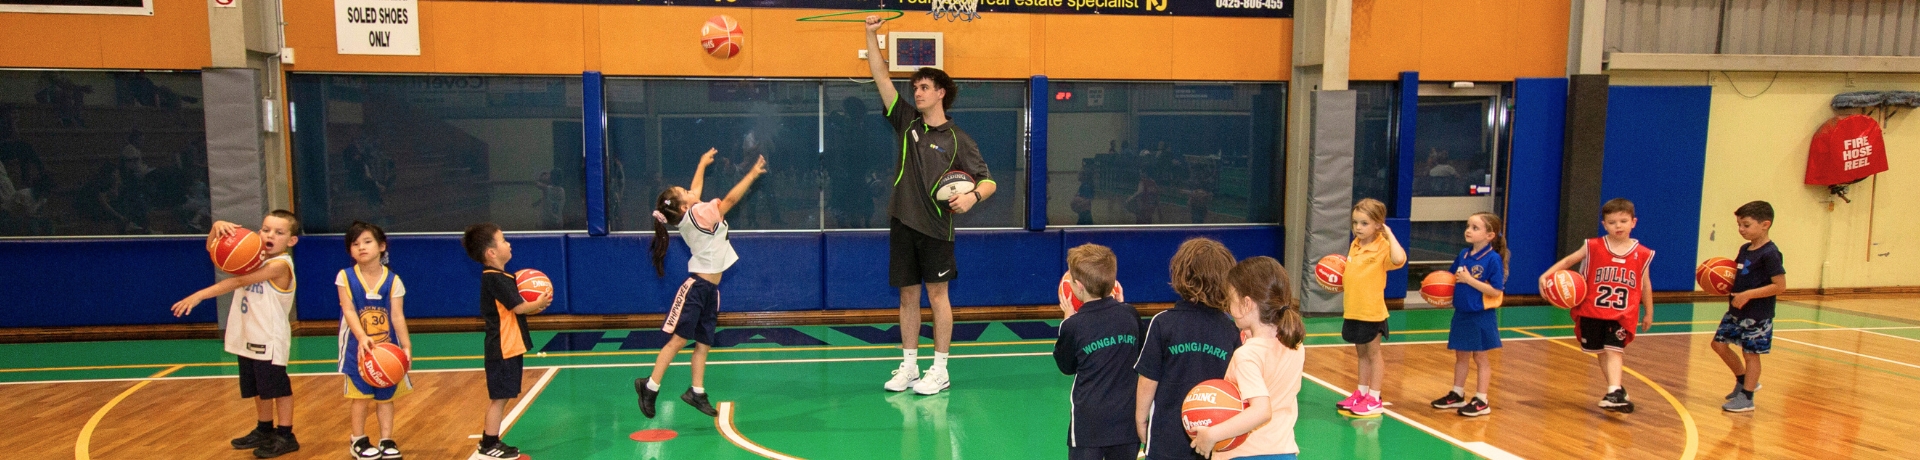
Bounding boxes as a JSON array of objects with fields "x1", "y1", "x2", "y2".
[
  {"x1": 913, "y1": 367, "x2": 950, "y2": 395},
  {"x1": 884, "y1": 362, "x2": 920, "y2": 392}
]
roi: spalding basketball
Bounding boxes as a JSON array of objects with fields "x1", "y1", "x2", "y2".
[
  {"x1": 933, "y1": 170, "x2": 976, "y2": 202},
  {"x1": 1541, "y1": 269, "x2": 1587, "y2": 309},
  {"x1": 1314, "y1": 254, "x2": 1347, "y2": 293},
  {"x1": 700, "y1": 15, "x2": 743, "y2": 59},
  {"x1": 1182, "y1": 379, "x2": 1249, "y2": 452},
  {"x1": 1696, "y1": 257, "x2": 1736, "y2": 296},
  {"x1": 516, "y1": 269, "x2": 553, "y2": 303},
  {"x1": 358, "y1": 342, "x2": 410, "y2": 389},
  {"x1": 1059, "y1": 276, "x2": 1125, "y2": 311},
  {"x1": 210, "y1": 227, "x2": 265, "y2": 275},
  {"x1": 1420, "y1": 271, "x2": 1456, "y2": 307}
]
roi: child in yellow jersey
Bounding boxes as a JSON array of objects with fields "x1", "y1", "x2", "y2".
[{"x1": 1335, "y1": 198, "x2": 1405, "y2": 417}]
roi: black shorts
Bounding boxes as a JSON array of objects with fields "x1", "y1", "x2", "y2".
[
  {"x1": 1575, "y1": 316, "x2": 1633, "y2": 353},
  {"x1": 664, "y1": 276, "x2": 720, "y2": 346},
  {"x1": 484, "y1": 356, "x2": 524, "y2": 400},
  {"x1": 237, "y1": 356, "x2": 292, "y2": 400},
  {"x1": 1069, "y1": 444, "x2": 1138, "y2": 460},
  {"x1": 1342, "y1": 319, "x2": 1389, "y2": 344},
  {"x1": 890, "y1": 218, "x2": 957, "y2": 288}
]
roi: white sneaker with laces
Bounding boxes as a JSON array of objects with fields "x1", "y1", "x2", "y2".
[
  {"x1": 913, "y1": 367, "x2": 950, "y2": 395},
  {"x1": 884, "y1": 362, "x2": 920, "y2": 392}
]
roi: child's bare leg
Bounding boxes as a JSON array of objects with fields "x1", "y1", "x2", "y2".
[
  {"x1": 255, "y1": 397, "x2": 274, "y2": 425},
  {"x1": 376, "y1": 402, "x2": 394, "y2": 439},
  {"x1": 1601, "y1": 350, "x2": 1624, "y2": 389},
  {"x1": 1353, "y1": 344, "x2": 1370, "y2": 391},
  {"x1": 1742, "y1": 353, "x2": 1762, "y2": 391},
  {"x1": 1473, "y1": 351, "x2": 1492, "y2": 397},
  {"x1": 1367, "y1": 336, "x2": 1387, "y2": 389},
  {"x1": 274, "y1": 396, "x2": 293, "y2": 427},
  {"x1": 1451, "y1": 350, "x2": 1471, "y2": 390},
  {"x1": 690, "y1": 343, "x2": 711, "y2": 389},
  {"x1": 1710, "y1": 341, "x2": 1745, "y2": 376},
  {"x1": 648, "y1": 335, "x2": 690, "y2": 385},
  {"x1": 351, "y1": 399, "x2": 369, "y2": 438},
  {"x1": 484, "y1": 398, "x2": 509, "y2": 436}
]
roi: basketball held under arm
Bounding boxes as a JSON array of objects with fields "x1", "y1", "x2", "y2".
[
  {"x1": 1191, "y1": 396, "x2": 1271, "y2": 453},
  {"x1": 1540, "y1": 250, "x2": 1587, "y2": 286}
]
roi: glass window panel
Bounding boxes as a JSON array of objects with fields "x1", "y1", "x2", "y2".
[
  {"x1": 0, "y1": 70, "x2": 208, "y2": 236},
  {"x1": 289, "y1": 74, "x2": 585, "y2": 234},
  {"x1": 606, "y1": 79, "x2": 820, "y2": 232},
  {"x1": 1047, "y1": 82, "x2": 1282, "y2": 226},
  {"x1": 1413, "y1": 96, "x2": 1497, "y2": 198},
  {"x1": 820, "y1": 80, "x2": 1027, "y2": 230}
]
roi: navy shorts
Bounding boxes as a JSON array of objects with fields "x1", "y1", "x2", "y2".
[
  {"x1": 1447, "y1": 309, "x2": 1503, "y2": 352},
  {"x1": 484, "y1": 355, "x2": 524, "y2": 400},
  {"x1": 237, "y1": 356, "x2": 292, "y2": 400},
  {"x1": 1342, "y1": 319, "x2": 1389, "y2": 344},
  {"x1": 1713, "y1": 312, "x2": 1773, "y2": 354},
  {"x1": 664, "y1": 276, "x2": 720, "y2": 346}
]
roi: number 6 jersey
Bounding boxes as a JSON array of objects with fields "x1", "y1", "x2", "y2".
[{"x1": 1574, "y1": 237, "x2": 1654, "y2": 330}]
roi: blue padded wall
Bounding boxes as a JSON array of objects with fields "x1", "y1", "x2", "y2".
[
  {"x1": 294, "y1": 234, "x2": 571, "y2": 321},
  {"x1": 1061, "y1": 227, "x2": 1281, "y2": 304},
  {"x1": 951, "y1": 229, "x2": 1064, "y2": 307},
  {"x1": 0, "y1": 238, "x2": 219, "y2": 327},
  {"x1": 1507, "y1": 78, "x2": 1569, "y2": 295},
  {"x1": 567, "y1": 233, "x2": 823, "y2": 314},
  {"x1": 823, "y1": 232, "x2": 896, "y2": 310},
  {"x1": 1601, "y1": 86, "x2": 1711, "y2": 292}
]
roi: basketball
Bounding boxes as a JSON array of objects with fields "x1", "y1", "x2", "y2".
[
  {"x1": 358, "y1": 342, "x2": 410, "y2": 389},
  {"x1": 933, "y1": 170, "x2": 976, "y2": 201},
  {"x1": 516, "y1": 268, "x2": 554, "y2": 303},
  {"x1": 209, "y1": 227, "x2": 265, "y2": 275},
  {"x1": 1182, "y1": 378, "x2": 1249, "y2": 452},
  {"x1": 1058, "y1": 276, "x2": 1125, "y2": 311},
  {"x1": 1421, "y1": 271, "x2": 1456, "y2": 307},
  {"x1": 1540, "y1": 269, "x2": 1587, "y2": 309},
  {"x1": 1314, "y1": 254, "x2": 1347, "y2": 293},
  {"x1": 1696, "y1": 257, "x2": 1736, "y2": 296},
  {"x1": 700, "y1": 15, "x2": 743, "y2": 59}
]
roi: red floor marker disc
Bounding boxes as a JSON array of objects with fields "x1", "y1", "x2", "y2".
[{"x1": 631, "y1": 429, "x2": 678, "y2": 442}]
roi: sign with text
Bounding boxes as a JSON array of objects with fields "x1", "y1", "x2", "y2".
[
  {"x1": 336, "y1": 0, "x2": 420, "y2": 55},
  {"x1": 497, "y1": 0, "x2": 1289, "y2": 18}
]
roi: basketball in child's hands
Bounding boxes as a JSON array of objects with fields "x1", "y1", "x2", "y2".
[
  {"x1": 1695, "y1": 257, "x2": 1737, "y2": 296},
  {"x1": 515, "y1": 269, "x2": 553, "y2": 303},
  {"x1": 358, "y1": 342, "x2": 410, "y2": 388},
  {"x1": 1420, "y1": 271, "x2": 1456, "y2": 307},
  {"x1": 1182, "y1": 379, "x2": 1249, "y2": 452},
  {"x1": 210, "y1": 227, "x2": 265, "y2": 275},
  {"x1": 1058, "y1": 275, "x2": 1125, "y2": 311},
  {"x1": 1314, "y1": 254, "x2": 1347, "y2": 293},
  {"x1": 1541, "y1": 269, "x2": 1587, "y2": 309}
]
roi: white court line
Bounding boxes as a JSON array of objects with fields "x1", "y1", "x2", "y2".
[
  {"x1": 1301, "y1": 373, "x2": 1522, "y2": 460},
  {"x1": 1772, "y1": 336, "x2": 1920, "y2": 371},
  {"x1": 468, "y1": 366, "x2": 560, "y2": 438},
  {"x1": 717, "y1": 401, "x2": 803, "y2": 460}
]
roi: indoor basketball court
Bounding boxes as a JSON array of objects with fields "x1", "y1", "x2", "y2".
[{"x1": 2, "y1": 0, "x2": 1917, "y2": 459}]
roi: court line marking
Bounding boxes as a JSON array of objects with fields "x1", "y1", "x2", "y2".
[
  {"x1": 1772, "y1": 336, "x2": 1920, "y2": 371},
  {"x1": 717, "y1": 401, "x2": 804, "y2": 460},
  {"x1": 467, "y1": 366, "x2": 560, "y2": 438},
  {"x1": 75, "y1": 365, "x2": 181, "y2": 460},
  {"x1": 1300, "y1": 372, "x2": 1520, "y2": 460},
  {"x1": 1511, "y1": 328, "x2": 1698, "y2": 460}
]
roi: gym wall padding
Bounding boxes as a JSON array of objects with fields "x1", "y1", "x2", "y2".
[
  {"x1": 1062, "y1": 227, "x2": 1282, "y2": 305},
  {"x1": 1506, "y1": 78, "x2": 1568, "y2": 295},
  {"x1": 1600, "y1": 85, "x2": 1711, "y2": 292},
  {"x1": 0, "y1": 238, "x2": 218, "y2": 328},
  {"x1": 1304, "y1": 90, "x2": 1357, "y2": 314},
  {"x1": 293, "y1": 234, "x2": 571, "y2": 321}
]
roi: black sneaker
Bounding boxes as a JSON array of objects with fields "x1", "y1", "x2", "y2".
[
  {"x1": 681, "y1": 388, "x2": 718, "y2": 417},
  {"x1": 1599, "y1": 389, "x2": 1635, "y2": 414},
  {"x1": 635, "y1": 378, "x2": 659, "y2": 418},
  {"x1": 1458, "y1": 397, "x2": 1490, "y2": 417},
  {"x1": 378, "y1": 439, "x2": 404, "y2": 460},
  {"x1": 230, "y1": 428, "x2": 273, "y2": 450},
  {"x1": 351, "y1": 437, "x2": 381, "y2": 460},
  {"x1": 475, "y1": 440, "x2": 520, "y2": 460},
  {"x1": 252, "y1": 433, "x2": 300, "y2": 459},
  {"x1": 1430, "y1": 391, "x2": 1467, "y2": 409}
]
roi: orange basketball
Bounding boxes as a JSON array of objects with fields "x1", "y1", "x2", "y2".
[
  {"x1": 1314, "y1": 254, "x2": 1347, "y2": 293},
  {"x1": 1540, "y1": 269, "x2": 1587, "y2": 309},
  {"x1": 516, "y1": 269, "x2": 553, "y2": 303},
  {"x1": 700, "y1": 15, "x2": 743, "y2": 58},
  {"x1": 1696, "y1": 257, "x2": 1737, "y2": 296},
  {"x1": 1059, "y1": 275, "x2": 1124, "y2": 312},
  {"x1": 358, "y1": 342, "x2": 410, "y2": 389},
  {"x1": 1182, "y1": 379, "x2": 1249, "y2": 452},
  {"x1": 1420, "y1": 271, "x2": 1456, "y2": 307},
  {"x1": 209, "y1": 227, "x2": 265, "y2": 275}
]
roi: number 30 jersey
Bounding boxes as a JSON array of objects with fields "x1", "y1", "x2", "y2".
[{"x1": 1575, "y1": 237, "x2": 1654, "y2": 328}]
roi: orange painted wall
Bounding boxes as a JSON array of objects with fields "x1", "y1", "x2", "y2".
[
  {"x1": 0, "y1": 0, "x2": 209, "y2": 70},
  {"x1": 1349, "y1": 0, "x2": 1569, "y2": 81},
  {"x1": 282, "y1": 1, "x2": 1291, "y2": 81}
]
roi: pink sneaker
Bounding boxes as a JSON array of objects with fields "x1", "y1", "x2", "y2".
[
  {"x1": 1335, "y1": 391, "x2": 1365, "y2": 410},
  {"x1": 1348, "y1": 394, "x2": 1385, "y2": 416}
]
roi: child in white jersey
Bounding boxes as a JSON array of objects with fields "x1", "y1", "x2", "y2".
[
  {"x1": 635, "y1": 148, "x2": 767, "y2": 419},
  {"x1": 171, "y1": 210, "x2": 303, "y2": 458}
]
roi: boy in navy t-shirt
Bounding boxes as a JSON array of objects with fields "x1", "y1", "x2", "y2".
[
  {"x1": 1054, "y1": 243, "x2": 1142, "y2": 460},
  {"x1": 1134, "y1": 238, "x2": 1239, "y2": 460},
  {"x1": 1712, "y1": 201, "x2": 1786, "y2": 413}
]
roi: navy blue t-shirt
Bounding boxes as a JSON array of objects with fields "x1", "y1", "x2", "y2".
[
  {"x1": 1730, "y1": 241, "x2": 1785, "y2": 320},
  {"x1": 1134, "y1": 300, "x2": 1239, "y2": 460},
  {"x1": 1054, "y1": 298, "x2": 1142, "y2": 449}
]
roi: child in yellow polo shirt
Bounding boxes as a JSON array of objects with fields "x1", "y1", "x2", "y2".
[{"x1": 1335, "y1": 198, "x2": 1405, "y2": 416}]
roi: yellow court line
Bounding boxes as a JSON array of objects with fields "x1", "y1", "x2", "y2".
[
  {"x1": 75, "y1": 365, "x2": 182, "y2": 460},
  {"x1": 1511, "y1": 328, "x2": 1699, "y2": 460}
]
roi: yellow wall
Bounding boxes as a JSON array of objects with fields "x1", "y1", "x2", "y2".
[
  {"x1": 1350, "y1": 0, "x2": 1569, "y2": 81},
  {"x1": 1611, "y1": 71, "x2": 1920, "y2": 289},
  {"x1": 0, "y1": 0, "x2": 209, "y2": 70}
]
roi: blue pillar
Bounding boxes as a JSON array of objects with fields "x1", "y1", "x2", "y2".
[
  {"x1": 1027, "y1": 75, "x2": 1049, "y2": 231},
  {"x1": 583, "y1": 71, "x2": 608, "y2": 236},
  {"x1": 1385, "y1": 71, "x2": 1418, "y2": 299}
]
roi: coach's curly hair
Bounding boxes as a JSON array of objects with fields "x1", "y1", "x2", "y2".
[{"x1": 1169, "y1": 237, "x2": 1236, "y2": 311}]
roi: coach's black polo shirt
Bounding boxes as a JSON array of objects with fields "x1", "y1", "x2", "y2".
[
  {"x1": 883, "y1": 94, "x2": 992, "y2": 241},
  {"x1": 1054, "y1": 297, "x2": 1143, "y2": 448}
]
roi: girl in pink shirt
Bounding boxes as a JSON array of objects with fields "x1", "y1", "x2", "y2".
[{"x1": 1191, "y1": 256, "x2": 1306, "y2": 460}]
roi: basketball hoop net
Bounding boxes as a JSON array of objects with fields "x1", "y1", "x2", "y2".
[{"x1": 929, "y1": 0, "x2": 980, "y2": 22}]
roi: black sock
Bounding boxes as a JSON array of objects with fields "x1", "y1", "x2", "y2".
[
  {"x1": 1742, "y1": 388, "x2": 1755, "y2": 399},
  {"x1": 481, "y1": 435, "x2": 500, "y2": 446},
  {"x1": 255, "y1": 421, "x2": 273, "y2": 433},
  {"x1": 275, "y1": 425, "x2": 293, "y2": 438},
  {"x1": 1735, "y1": 374, "x2": 1746, "y2": 386}
]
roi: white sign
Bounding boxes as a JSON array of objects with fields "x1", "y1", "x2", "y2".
[{"x1": 336, "y1": 0, "x2": 420, "y2": 56}]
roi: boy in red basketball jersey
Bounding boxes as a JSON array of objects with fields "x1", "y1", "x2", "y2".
[
  {"x1": 1539, "y1": 198, "x2": 1654, "y2": 413},
  {"x1": 169, "y1": 210, "x2": 303, "y2": 458},
  {"x1": 461, "y1": 223, "x2": 553, "y2": 460}
]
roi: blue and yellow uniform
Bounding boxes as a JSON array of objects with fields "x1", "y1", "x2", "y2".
[
  {"x1": 1447, "y1": 246, "x2": 1504, "y2": 352},
  {"x1": 338, "y1": 266, "x2": 412, "y2": 400}
]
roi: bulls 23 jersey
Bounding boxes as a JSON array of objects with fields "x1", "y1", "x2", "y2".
[{"x1": 1575, "y1": 237, "x2": 1653, "y2": 328}]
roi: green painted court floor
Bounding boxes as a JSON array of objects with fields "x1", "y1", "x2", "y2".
[{"x1": 8, "y1": 301, "x2": 1918, "y2": 459}]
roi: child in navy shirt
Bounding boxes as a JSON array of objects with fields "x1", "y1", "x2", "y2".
[
  {"x1": 1430, "y1": 212, "x2": 1507, "y2": 417},
  {"x1": 1054, "y1": 243, "x2": 1142, "y2": 460}
]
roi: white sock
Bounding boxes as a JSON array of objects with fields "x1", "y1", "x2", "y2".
[
  {"x1": 902, "y1": 348, "x2": 918, "y2": 366},
  {"x1": 645, "y1": 379, "x2": 660, "y2": 391},
  {"x1": 692, "y1": 386, "x2": 705, "y2": 394},
  {"x1": 1356, "y1": 385, "x2": 1369, "y2": 396},
  {"x1": 1451, "y1": 386, "x2": 1465, "y2": 396},
  {"x1": 1368, "y1": 389, "x2": 1381, "y2": 399},
  {"x1": 1608, "y1": 385, "x2": 1622, "y2": 393},
  {"x1": 932, "y1": 351, "x2": 950, "y2": 371},
  {"x1": 1476, "y1": 394, "x2": 1487, "y2": 403}
]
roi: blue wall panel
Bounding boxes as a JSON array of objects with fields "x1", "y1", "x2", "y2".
[
  {"x1": 1601, "y1": 86, "x2": 1711, "y2": 292},
  {"x1": 294, "y1": 234, "x2": 571, "y2": 321},
  {"x1": 951, "y1": 229, "x2": 1064, "y2": 307},
  {"x1": 1507, "y1": 78, "x2": 1569, "y2": 295},
  {"x1": 1061, "y1": 227, "x2": 1282, "y2": 304},
  {"x1": 566, "y1": 233, "x2": 822, "y2": 314},
  {"x1": 0, "y1": 238, "x2": 219, "y2": 327}
]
